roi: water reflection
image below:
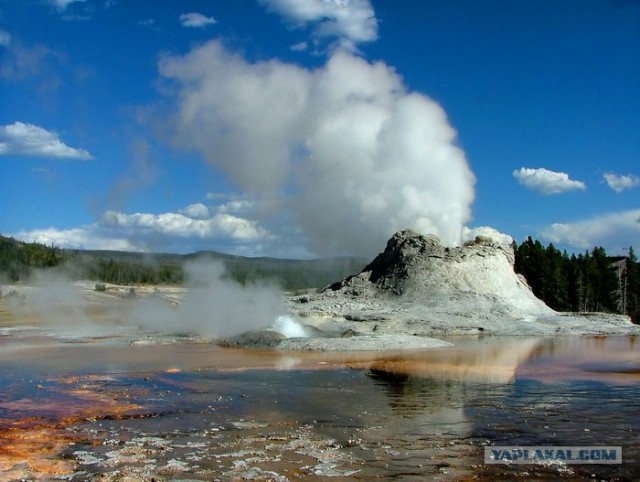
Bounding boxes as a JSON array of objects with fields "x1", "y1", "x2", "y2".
[
  {"x1": 365, "y1": 336, "x2": 542, "y2": 384},
  {"x1": 517, "y1": 335, "x2": 640, "y2": 383},
  {"x1": 1, "y1": 319, "x2": 639, "y2": 480},
  {"x1": 358, "y1": 336, "x2": 640, "y2": 480}
]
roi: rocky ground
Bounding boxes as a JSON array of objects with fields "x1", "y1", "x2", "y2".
[{"x1": 229, "y1": 230, "x2": 640, "y2": 350}]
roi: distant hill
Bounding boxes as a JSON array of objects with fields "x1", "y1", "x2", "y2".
[
  {"x1": 0, "y1": 235, "x2": 65, "y2": 282},
  {"x1": 0, "y1": 235, "x2": 367, "y2": 291}
]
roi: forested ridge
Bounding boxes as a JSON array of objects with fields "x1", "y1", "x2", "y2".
[
  {"x1": 0, "y1": 235, "x2": 366, "y2": 292},
  {"x1": 0, "y1": 235, "x2": 64, "y2": 280},
  {"x1": 1, "y1": 234, "x2": 638, "y2": 322},
  {"x1": 513, "y1": 237, "x2": 639, "y2": 323}
]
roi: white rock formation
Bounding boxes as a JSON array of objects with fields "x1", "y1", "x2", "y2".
[
  {"x1": 327, "y1": 229, "x2": 553, "y2": 319},
  {"x1": 283, "y1": 229, "x2": 639, "y2": 339}
]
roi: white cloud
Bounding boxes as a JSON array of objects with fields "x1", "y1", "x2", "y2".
[
  {"x1": 0, "y1": 29, "x2": 11, "y2": 47},
  {"x1": 513, "y1": 167, "x2": 586, "y2": 195},
  {"x1": 179, "y1": 203, "x2": 210, "y2": 219},
  {"x1": 205, "y1": 194, "x2": 257, "y2": 216},
  {"x1": 604, "y1": 172, "x2": 640, "y2": 193},
  {"x1": 541, "y1": 209, "x2": 640, "y2": 251},
  {"x1": 215, "y1": 199, "x2": 255, "y2": 215},
  {"x1": 206, "y1": 191, "x2": 235, "y2": 201},
  {"x1": 100, "y1": 208, "x2": 273, "y2": 243},
  {"x1": 11, "y1": 226, "x2": 139, "y2": 252},
  {"x1": 260, "y1": 0, "x2": 378, "y2": 50},
  {"x1": 50, "y1": 0, "x2": 87, "y2": 12},
  {"x1": 159, "y1": 41, "x2": 476, "y2": 257},
  {"x1": 11, "y1": 202, "x2": 276, "y2": 254},
  {"x1": 0, "y1": 122, "x2": 93, "y2": 160},
  {"x1": 179, "y1": 12, "x2": 217, "y2": 28}
]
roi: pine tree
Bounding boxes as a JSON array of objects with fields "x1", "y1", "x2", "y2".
[{"x1": 627, "y1": 246, "x2": 639, "y2": 323}]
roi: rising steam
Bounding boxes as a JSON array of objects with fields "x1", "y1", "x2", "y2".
[
  {"x1": 5, "y1": 259, "x2": 282, "y2": 340},
  {"x1": 271, "y1": 315, "x2": 309, "y2": 338},
  {"x1": 159, "y1": 42, "x2": 476, "y2": 257},
  {"x1": 132, "y1": 258, "x2": 282, "y2": 338}
]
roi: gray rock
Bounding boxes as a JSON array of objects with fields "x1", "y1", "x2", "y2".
[{"x1": 221, "y1": 330, "x2": 287, "y2": 348}]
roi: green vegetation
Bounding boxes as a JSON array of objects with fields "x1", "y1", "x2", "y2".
[
  {"x1": 76, "y1": 256, "x2": 184, "y2": 285},
  {"x1": 0, "y1": 235, "x2": 65, "y2": 281},
  {"x1": 513, "y1": 237, "x2": 639, "y2": 323},
  {"x1": 0, "y1": 235, "x2": 366, "y2": 292}
]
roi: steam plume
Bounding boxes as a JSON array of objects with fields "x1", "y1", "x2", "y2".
[
  {"x1": 6, "y1": 260, "x2": 282, "y2": 340},
  {"x1": 132, "y1": 259, "x2": 281, "y2": 338},
  {"x1": 159, "y1": 42, "x2": 475, "y2": 256}
]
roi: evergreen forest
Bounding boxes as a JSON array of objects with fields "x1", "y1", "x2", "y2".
[
  {"x1": 513, "y1": 237, "x2": 639, "y2": 323},
  {"x1": 0, "y1": 235, "x2": 366, "y2": 293}
]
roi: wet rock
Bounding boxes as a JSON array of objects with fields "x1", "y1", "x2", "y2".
[
  {"x1": 221, "y1": 330, "x2": 287, "y2": 349},
  {"x1": 344, "y1": 313, "x2": 388, "y2": 322}
]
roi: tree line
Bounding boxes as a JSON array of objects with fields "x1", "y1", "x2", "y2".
[
  {"x1": 513, "y1": 237, "x2": 639, "y2": 323},
  {"x1": 0, "y1": 235, "x2": 63, "y2": 281},
  {"x1": 0, "y1": 235, "x2": 365, "y2": 292}
]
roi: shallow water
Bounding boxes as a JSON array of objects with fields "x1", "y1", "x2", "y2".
[{"x1": 0, "y1": 300, "x2": 639, "y2": 480}]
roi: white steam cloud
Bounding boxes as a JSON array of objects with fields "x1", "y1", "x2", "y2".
[
  {"x1": 462, "y1": 226, "x2": 513, "y2": 247},
  {"x1": 271, "y1": 314, "x2": 309, "y2": 338},
  {"x1": 0, "y1": 29, "x2": 11, "y2": 47},
  {"x1": 159, "y1": 42, "x2": 475, "y2": 257},
  {"x1": 132, "y1": 259, "x2": 281, "y2": 338}
]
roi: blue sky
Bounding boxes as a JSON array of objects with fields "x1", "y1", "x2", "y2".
[{"x1": 1, "y1": 0, "x2": 638, "y2": 258}]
